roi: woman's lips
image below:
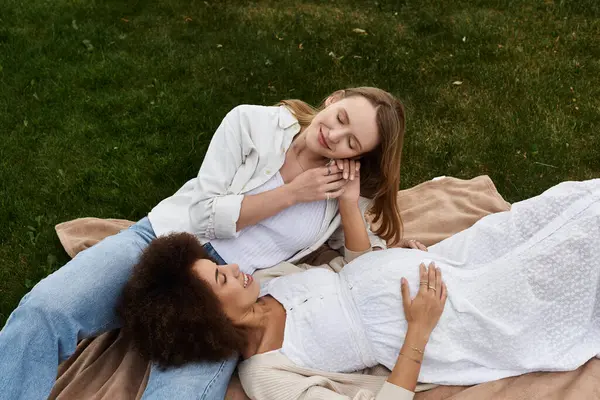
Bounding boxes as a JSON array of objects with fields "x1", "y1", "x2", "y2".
[
  {"x1": 243, "y1": 273, "x2": 253, "y2": 288},
  {"x1": 318, "y1": 128, "x2": 331, "y2": 149}
]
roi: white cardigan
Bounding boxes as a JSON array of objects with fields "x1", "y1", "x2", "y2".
[
  {"x1": 148, "y1": 105, "x2": 386, "y2": 263},
  {"x1": 239, "y1": 351, "x2": 417, "y2": 400}
]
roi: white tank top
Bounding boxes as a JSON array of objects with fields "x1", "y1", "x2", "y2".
[{"x1": 209, "y1": 172, "x2": 327, "y2": 274}]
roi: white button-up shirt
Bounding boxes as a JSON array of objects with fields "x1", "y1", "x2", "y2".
[{"x1": 148, "y1": 105, "x2": 385, "y2": 264}]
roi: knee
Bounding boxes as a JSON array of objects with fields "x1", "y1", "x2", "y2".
[
  {"x1": 16, "y1": 289, "x2": 66, "y2": 323},
  {"x1": 16, "y1": 282, "x2": 80, "y2": 328}
]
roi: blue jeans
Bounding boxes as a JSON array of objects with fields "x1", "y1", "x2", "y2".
[{"x1": 0, "y1": 218, "x2": 237, "y2": 400}]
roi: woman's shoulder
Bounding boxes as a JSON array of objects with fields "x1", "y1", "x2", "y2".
[{"x1": 226, "y1": 104, "x2": 298, "y2": 130}]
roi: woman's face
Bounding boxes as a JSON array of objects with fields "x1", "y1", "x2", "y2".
[
  {"x1": 304, "y1": 95, "x2": 381, "y2": 160},
  {"x1": 193, "y1": 259, "x2": 260, "y2": 321}
]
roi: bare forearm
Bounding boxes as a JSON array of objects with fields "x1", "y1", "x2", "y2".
[
  {"x1": 338, "y1": 199, "x2": 371, "y2": 252},
  {"x1": 236, "y1": 186, "x2": 296, "y2": 231},
  {"x1": 386, "y1": 327, "x2": 430, "y2": 392}
]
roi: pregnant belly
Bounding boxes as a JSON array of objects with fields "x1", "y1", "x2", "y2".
[{"x1": 340, "y1": 248, "x2": 462, "y2": 370}]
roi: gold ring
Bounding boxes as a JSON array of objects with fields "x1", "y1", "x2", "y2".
[
  {"x1": 420, "y1": 281, "x2": 428, "y2": 285},
  {"x1": 326, "y1": 193, "x2": 331, "y2": 200},
  {"x1": 428, "y1": 286, "x2": 437, "y2": 292}
]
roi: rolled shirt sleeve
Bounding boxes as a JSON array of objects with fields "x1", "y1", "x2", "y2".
[{"x1": 188, "y1": 106, "x2": 254, "y2": 239}]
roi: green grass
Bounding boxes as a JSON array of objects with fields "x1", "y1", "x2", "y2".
[{"x1": 1, "y1": 0, "x2": 599, "y2": 325}]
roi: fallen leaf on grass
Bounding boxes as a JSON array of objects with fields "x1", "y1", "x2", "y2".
[
  {"x1": 352, "y1": 28, "x2": 367, "y2": 35},
  {"x1": 327, "y1": 51, "x2": 345, "y2": 61},
  {"x1": 121, "y1": 18, "x2": 129, "y2": 23},
  {"x1": 72, "y1": 20, "x2": 79, "y2": 30},
  {"x1": 298, "y1": 43, "x2": 303, "y2": 50},
  {"x1": 82, "y1": 39, "x2": 94, "y2": 51},
  {"x1": 216, "y1": 44, "x2": 223, "y2": 48},
  {"x1": 184, "y1": 16, "x2": 193, "y2": 22},
  {"x1": 452, "y1": 81, "x2": 463, "y2": 85}
]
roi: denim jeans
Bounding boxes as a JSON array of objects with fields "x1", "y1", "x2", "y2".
[{"x1": 0, "y1": 218, "x2": 237, "y2": 399}]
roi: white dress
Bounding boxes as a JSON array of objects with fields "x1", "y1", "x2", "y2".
[{"x1": 262, "y1": 179, "x2": 600, "y2": 385}]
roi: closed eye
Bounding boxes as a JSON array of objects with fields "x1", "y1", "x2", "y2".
[{"x1": 215, "y1": 269, "x2": 227, "y2": 285}]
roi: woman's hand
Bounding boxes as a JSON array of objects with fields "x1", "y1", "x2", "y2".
[
  {"x1": 398, "y1": 238, "x2": 428, "y2": 252},
  {"x1": 286, "y1": 164, "x2": 347, "y2": 203},
  {"x1": 333, "y1": 158, "x2": 360, "y2": 181},
  {"x1": 401, "y1": 262, "x2": 447, "y2": 336},
  {"x1": 338, "y1": 160, "x2": 361, "y2": 203}
]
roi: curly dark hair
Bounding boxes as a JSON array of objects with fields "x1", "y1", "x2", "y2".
[{"x1": 117, "y1": 232, "x2": 248, "y2": 368}]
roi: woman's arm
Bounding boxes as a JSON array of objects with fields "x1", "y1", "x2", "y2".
[
  {"x1": 337, "y1": 163, "x2": 372, "y2": 253},
  {"x1": 338, "y1": 198, "x2": 371, "y2": 253},
  {"x1": 386, "y1": 263, "x2": 447, "y2": 392}
]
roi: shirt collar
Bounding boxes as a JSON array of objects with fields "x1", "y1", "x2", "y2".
[{"x1": 278, "y1": 105, "x2": 301, "y2": 130}]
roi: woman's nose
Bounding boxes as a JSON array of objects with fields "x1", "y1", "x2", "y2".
[
  {"x1": 328, "y1": 129, "x2": 343, "y2": 143},
  {"x1": 328, "y1": 127, "x2": 349, "y2": 144}
]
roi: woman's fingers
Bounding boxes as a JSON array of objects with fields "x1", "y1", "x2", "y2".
[
  {"x1": 441, "y1": 282, "x2": 448, "y2": 305},
  {"x1": 326, "y1": 186, "x2": 346, "y2": 200},
  {"x1": 330, "y1": 159, "x2": 361, "y2": 180},
  {"x1": 323, "y1": 163, "x2": 341, "y2": 177},
  {"x1": 428, "y1": 262, "x2": 436, "y2": 295},
  {"x1": 333, "y1": 159, "x2": 354, "y2": 180},
  {"x1": 335, "y1": 159, "x2": 348, "y2": 179},
  {"x1": 400, "y1": 278, "x2": 412, "y2": 316},
  {"x1": 416, "y1": 241, "x2": 428, "y2": 252},
  {"x1": 324, "y1": 172, "x2": 344, "y2": 183},
  {"x1": 435, "y1": 266, "x2": 442, "y2": 295},
  {"x1": 325, "y1": 178, "x2": 348, "y2": 192},
  {"x1": 343, "y1": 159, "x2": 350, "y2": 179},
  {"x1": 418, "y1": 263, "x2": 428, "y2": 295}
]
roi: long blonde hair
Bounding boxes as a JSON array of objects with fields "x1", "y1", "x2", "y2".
[{"x1": 279, "y1": 87, "x2": 405, "y2": 246}]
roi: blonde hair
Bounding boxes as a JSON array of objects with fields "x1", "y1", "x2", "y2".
[{"x1": 279, "y1": 87, "x2": 405, "y2": 245}]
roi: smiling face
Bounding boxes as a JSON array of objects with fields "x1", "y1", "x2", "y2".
[
  {"x1": 304, "y1": 95, "x2": 381, "y2": 160},
  {"x1": 193, "y1": 259, "x2": 261, "y2": 322}
]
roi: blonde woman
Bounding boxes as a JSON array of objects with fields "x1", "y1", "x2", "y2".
[{"x1": 0, "y1": 87, "x2": 421, "y2": 400}]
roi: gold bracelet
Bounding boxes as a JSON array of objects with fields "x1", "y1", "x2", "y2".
[
  {"x1": 410, "y1": 346, "x2": 424, "y2": 355},
  {"x1": 399, "y1": 352, "x2": 422, "y2": 364}
]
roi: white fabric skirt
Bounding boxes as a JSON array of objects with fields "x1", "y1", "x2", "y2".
[{"x1": 342, "y1": 179, "x2": 600, "y2": 385}]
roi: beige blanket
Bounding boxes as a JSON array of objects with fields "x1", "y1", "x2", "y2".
[{"x1": 49, "y1": 176, "x2": 600, "y2": 399}]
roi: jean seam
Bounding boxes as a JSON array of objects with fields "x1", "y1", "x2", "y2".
[{"x1": 199, "y1": 359, "x2": 229, "y2": 399}]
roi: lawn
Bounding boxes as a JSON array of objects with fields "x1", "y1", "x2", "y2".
[{"x1": 1, "y1": 0, "x2": 599, "y2": 325}]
